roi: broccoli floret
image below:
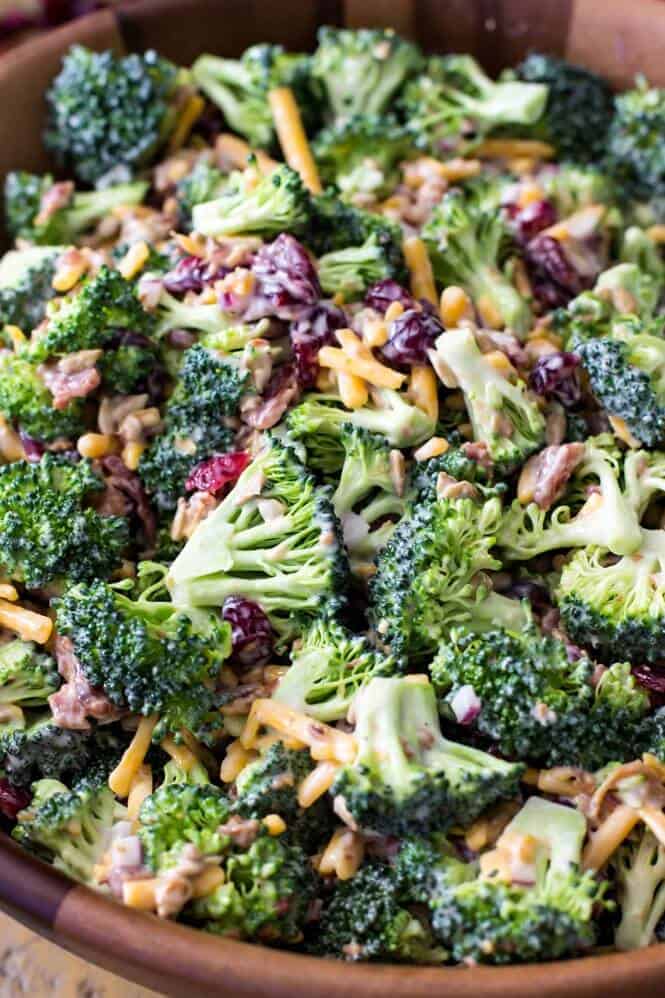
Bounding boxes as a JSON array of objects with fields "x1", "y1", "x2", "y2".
[
  {"x1": 0, "y1": 640, "x2": 59, "y2": 708},
  {"x1": 607, "y1": 79, "x2": 665, "y2": 201},
  {"x1": 13, "y1": 774, "x2": 123, "y2": 884},
  {"x1": 511, "y1": 54, "x2": 614, "y2": 164},
  {"x1": 573, "y1": 317, "x2": 665, "y2": 448},
  {"x1": 0, "y1": 715, "x2": 121, "y2": 788},
  {"x1": 316, "y1": 859, "x2": 444, "y2": 963},
  {"x1": 287, "y1": 391, "x2": 436, "y2": 463},
  {"x1": 192, "y1": 44, "x2": 319, "y2": 149},
  {"x1": 333, "y1": 676, "x2": 523, "y2": 836},
  {"x1": 331, "y1": 425, "x2": 407, "y2": 569},
  {"x1": 557, "y1": 528, "x2": 665, "y2": 665},
  {"x1": 4, "y1": 171, "x2": 147, "y2": 245},
  {"x1": 274, "y1": 617, "x2": 398, "y2": 722},
  {"x1": 318, "y1": 234, "x2": 403, "y2": 299},
  {"x1": 161, "y1": 757, "x2": 211, "y2": 787},
  {"x1": 423, "y1": 189, "x2": 533, "y2": 336},
  {"x1": 192, "y1": 165, "x2": 311, "y2": 238},
  {"x1": 369, "y1": 489, "x2": 526, "y2": 660},
  {"x1": 401, "y1": 54, "x2": 547, "y2": 156},
  {"x1": 98, "y1": 342, "x2": 156, "y2": 395},
  {"x1": 233, "y1": 741, "x2": 333, "y2": 852},
  {"x1": 0, "y1": 353, "x2": 86, "y2": 442},
  {"x1": 430, "y1": 797, "x2": 605, "y2": 964},
  {"x1": 27, "y1": 266, "x2": 153, "y2": 363},
  {"x1": 499, "y1": 436, "x2": 642, "y2": 560},
  {"x1": 620, "y1": 226, "x2": 665, "y2": 284},
  {"x1": 55, "y1": 577, "x2": 231, "y2": 743},
  {"x1": 311, "y1": 27, "x2": 422, "y2": 125},
  {"x1": 613, "y1": 827, "x2": 665, "y2": 950},
  {"x1": 139, "y1": 344, "x2": 246, "y2": 512},
  {"x1": 188, "y1": 833, "x2": 316, "y2": 943},
  {"x1": 0, "y1": 456, "x2": 128, "y2": 588},
  {"x1": 151, "y1": 286, "x2": 228, "y2": 342},
  {"x1": 307, "y1": 192, "x2": 407, "y2": 277},
  {"x1": 166, "y1": 437, "x2": 348, "y2": 642},
  {"x1": 138, "y1": 782, "x2": 232, "y2": 871},
  {"x1": 541, "y1": 163, "x2": 617, "y2": 216},
  {"x1": 433, "y1": 326, "x2": 544, "y2": 472},
  {"x1": 312, "y1": 114, "x2": 411, "y2": 203},
  {"x1": 45, "y1": 46, "x2": 187, "y2": 184},
  {"x1": 176, "y1": 160, "x2": 226, "y2": 229},
  {"x1": 412, "y1": 445, "x2": 490, "y2": 501},
  {"x1": 0, "y1": 247, "x2": 62, "y2": 333},
  {"x1": 431, "y1": 626, "x2": 648, "y2": 768}
]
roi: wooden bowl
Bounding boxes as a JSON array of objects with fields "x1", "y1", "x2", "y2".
[{"x1": 3, "y1": 0, "x2": 665, "y2": 993}]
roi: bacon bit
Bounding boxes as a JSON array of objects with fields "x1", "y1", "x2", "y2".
[
  {"x1": 171, "y1": 491, "x2": 219, "y2": 542},
  {"x1": 48, "y1": 635, "x2": 124, "y2": 730},
  {"x1": 36, "y1": 181, "x2": 74, "y2": 226},
  {"x1": 218, "y1": 815, "x2": 260, "y2": 849}
]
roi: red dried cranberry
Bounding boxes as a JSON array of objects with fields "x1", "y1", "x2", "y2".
[
  {"x1": 364, "y1": 279, "x2": 416, "y2": 314},
  {"x1": 19, "y1": 433, "x2": 45, "y2": 462},
  {"x1": 505, "y1": 580, "x2": 551, "y2": 614},
  {"x1": 513, "y1": 199, "x2": 557, "y2": 243},
  {"x1": 529, "y1": 352, "x2": 582, "y2": 408},
  {"x1": 525, "y1": 235, "x2": 591, "y2": 308},
  {"x1": 222, "y1": 235, "x2": 320, "y2": 322},
  {"x1": 185, "y1": 451, "x2": 250, "y2": 495},
  {"x1": 381, "y1": 308, "x2": 444, "y2": 369},
  {"x1": 632, "y1": 665, "x2": 665, "y2": 706},
  {"x1": 0, "y1": 778, "x2": 30, "y2": 820},
  {"x1": 163, "y1": 255, "x2": 229, "y2": 295},
  {"x1": 290, "y1": 303, "x2": 347, "y2": 388},
  {"x1": 222, "y1": 596, "x2": 275, "y2": 668}
]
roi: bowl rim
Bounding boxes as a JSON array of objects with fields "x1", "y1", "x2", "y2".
[{"x1": 3, "y1": 2, "x2": 665, "y2": 994}]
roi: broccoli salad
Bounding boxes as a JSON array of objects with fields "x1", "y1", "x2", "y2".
[{"x1": 4, "y1": 25, "x2": 665, "y2": 967}]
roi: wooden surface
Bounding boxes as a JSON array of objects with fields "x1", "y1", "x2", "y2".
[{"x1": 0, "y1": 910, "x2": 161, "y2": 997}]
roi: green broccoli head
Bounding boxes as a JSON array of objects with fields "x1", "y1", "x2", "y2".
[
  {"x1": 312, "y1": 26, "x2": 422, "y2": 125},
  {"x1": 331, "y1": 425, "x2": 407, "y2": 570},
  {"x1": 316, "y1": 859, "x2": 444, "y2": 963},
  {"x1": 139, "y1": 344, "x2": 247, "y2": 512},
  {"x1": 423, "y1": 190, "x2": 533, "y2": 336},
  {"x1": 0, "y1": 714, "x2": 120, "y2": 787},
  {"x1": 307, "y1": 191, "x2": 407, "y2": 280},
  {"x1": 312, "y1": 114, "x2": 411, "y2": 203},
  {"x1": 287, "y1": 390, "x2": 436, "y2": 465},
  {"x1": 233, "y1": 741, "x2": 333, "y2": 853},
  {"x1": 542, "y1": 164, "x2": 617, "y2": 217},
  {"x1": 0, "y1": 353, "x2": 87, "y2": 443},
  {"x1": 0, "y1": 640, "x2": 60, "y2": 708},
  {"x1": 27, "y1": 266, "x2": 153, "y2": 363},
  {"x1": 0, "y1": 247, "x2": 62, "y2": 333},
  {"x1": 333, "y1": 676, "x2": 523, "y2": 836},
  {"x1": 98, "y1": 342, "x2": 157, "y2": 395},
  {"x1": 192, "y1": 44, "x2": 319, "y2": 149},
  {"x1": 434, "y1": 326, "x2": 544, "y2": 470},
  {"x1": 430, "y1": 797, "x2": 605, "y2": 964},
  {"x1": 511, "y1": 54, "x2": 614, "y2": 164},
  {"x1": 613, "y1": 827, "x2": 665, "y2": 950},
  {"x1": 0, "y1": 456, "x2": 128, "y2": 588},
  {"x1": 13, "y1": 773, "x2": 122, "y2": 885},
  {"x1": 188, "y1": 832, "x2": 317, "y2": 943},
  {"x1": 607, "y1": 79, "x2": 665, "y2": 201},
  {"x1": 54, "y1": 577, "x2": 231, "y2": 743},
  {"x1": 273, "y1": 616, "x2": 398, "y2": 722},
  {"x1": 401, "y1": 54, "x2": 547, "y2": 156},
  {"x1": 4, "y1": 171, "x2": 147, "y2": 245},
  {"x1": 45, "y1": 46, "x2": 186, "y2": 184},
  {"x1": 166, "y1": 437, "x2": 348, "y2": 643},
  {"x1": 369, "y1": 486, "x2": 527, "y2": 660},
  {"x1": 620, "y1": 226, "x2": 665, "y2": 284},
  {"x1": 176, "y1": 160, "x2": 227, "y2": 229},
  {"x1": 431, "y1": 625, "x2": 649, "y2": 769},
  {"x1": 557, "y1": 529, "x2": 665, "y2": 665},
  {"x1": 318, "y1": 234, "x2": 405, "y2": 299},
  {"x1": 192, "y1": 165, "x2": 311, "y2": 239},
  {"x1": 499, "y1": 436, "x2": 643, "y2": 560},
  {"x1": 138, "y1": 782, "x2": 232, "y2": 872}
]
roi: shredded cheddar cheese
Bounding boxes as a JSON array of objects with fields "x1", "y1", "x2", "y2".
[
  {"x1": 582, "y1": 805, "x2": 640, "y2": 871},
  {"x1": 109, "y1": 715, "x2": 158, "y2": 797},
  {"x1": 318, "y1": 329, "x2": 405, "y2": 390},
  {"x1": 318, "y1": 826, "x2": 365, "y2": 880},
  {"x1": 402, "y1": 236, "x2": 437, "y2": 305},
  {"x1": 0, "y1": 600, "x2": 52, "y2": 644},
  {"x1": 127, "y1": 763, "x2": 153, "y2": 822},
  {"x1": 168, "y1": 94, "x2": 205, "y2": 153},
  {"x1": 297, "y1": 761, "x2": 340, "y2": 808},
  {"x1": 268, "y1": 87, "x2": 322, "y2": 194},
  {"x1": 241, "y1": 699, "x2": 357, "y2": 764},
  {"x1": 408, "y1": 365, "x2": 439, "y2": 422}
]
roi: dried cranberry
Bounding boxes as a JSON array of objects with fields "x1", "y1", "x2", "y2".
[
  {"x1": 0, "y1": 778, "x2": 30, "y2": 820},
  {"x1": 19, "y1": 433, "x2": 45, "y2": 462},
  {"x1": 163, "y1": 255, "x2": 229, "y2": 296},
  {"x1": 512, "y1": 199, "x2": 557, "y2": 243},
  {"x1": 525, "y1": 235, "x2": 591, "y2": 308},
  {"x1": 505, "y1": 580, "x2": 551, "y2": 613},
  {"x1": 222, "y1": 596, "x2": 275, "y2": 669},
  {"x1": 186, "y1": 451, "x2": 250, "y2": 495},
  {"x1": 290, "y1": 302, "x2": 347, "y2": 388},
  {"x1": 632, "y1": 664, "x2": 665, "y2": 706},
  {"x1": 381, "y1": 308, "x2": 444, "y2": 369},
  {"x1": 221, "y1": 235, "x2": 320, "y2": 321},
  {"x1": 364, "y1": 279, "x2": 416, "y2": 314},
  {"x1": 529, "y1": 352, "x2": 582, "y2": 408}
]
